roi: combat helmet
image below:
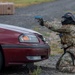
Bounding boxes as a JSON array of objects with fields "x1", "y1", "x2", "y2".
[{"x1": 61, "y1": 12, "x2": 75, "y2": 25}]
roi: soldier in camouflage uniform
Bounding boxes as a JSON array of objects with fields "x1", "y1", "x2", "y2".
[{"x1": 35, "y1": 12, "x2": 75, "y2": 72}]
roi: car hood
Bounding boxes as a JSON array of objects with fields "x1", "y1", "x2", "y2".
[{"x1": 0, "y1": 23, "x2": 41, "y2": 35}]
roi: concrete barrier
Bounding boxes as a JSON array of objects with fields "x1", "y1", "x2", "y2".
[{"x1": 0, "y1": 2, "x2": 15, "y2": 15}]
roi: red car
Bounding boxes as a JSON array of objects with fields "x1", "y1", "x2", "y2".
[{"x1": 0, "y1": 23, "x2": 50, "y2": 70}]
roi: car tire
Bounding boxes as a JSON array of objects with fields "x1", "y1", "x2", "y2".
[
  {"x1": 56, "y1": 51, "x2": 74, "y2": 72},
  {"x1": 0, "y1": 51, "x2": 3, "y2": 71}
]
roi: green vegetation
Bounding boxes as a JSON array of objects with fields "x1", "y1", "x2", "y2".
[
  {"x1": 0, "y1": 0, "x2": 54, "y2": 7},
  {"x1": 29, "y1": 66, "x2": 42, "y2": 75},
  {"x1": 33, "y1": 26, "x2": 50, "y2": 37},
  {"x1": 50, "y1": 43, "x2": 63, "y2": 55}
]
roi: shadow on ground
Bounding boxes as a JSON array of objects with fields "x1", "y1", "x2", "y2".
[{"x1": 0, "y1": 66, "x2": 29, "y2": 75}]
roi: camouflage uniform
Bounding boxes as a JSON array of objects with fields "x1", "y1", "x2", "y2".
[{"x1": 43, "y1": 20, "x2": 75, "y2": 72}]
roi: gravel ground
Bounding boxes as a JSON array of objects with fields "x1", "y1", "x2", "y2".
[
  {"x1": 0, "y1": 0, "x2": 75, "y2": 29},
  {"x1": 0, "y1": 0, "x2": 75, "y2": 75},
  {"x1": 0, "y1": 55, "x2": 75, "y2": 75}
]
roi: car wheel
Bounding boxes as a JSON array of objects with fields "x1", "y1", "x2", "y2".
[
  {"x1": 56, "y1": 51, "x2": 74, "y2": 72},
  {"x1": 0, "y1": 51, "x2": 3, "y2": 71}
]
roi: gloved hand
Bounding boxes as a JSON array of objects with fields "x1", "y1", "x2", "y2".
[
  {"x1": 35, "y1": 16, "x2": 44, "y2": 26},
  {"x1": 38, "y1": 18, "x2": 44, "y2": 26}
]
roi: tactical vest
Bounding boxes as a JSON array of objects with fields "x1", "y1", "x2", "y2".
[
  {"x1": 60, "y1": 33, "x2": 73, "y2": 45},
  {"x1": 60, "y1": 25, "x2": 75, "y2": 45}
]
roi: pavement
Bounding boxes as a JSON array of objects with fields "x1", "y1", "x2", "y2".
[{"x1": 0, "y1": 0, "x2": 75, "y2": 29}]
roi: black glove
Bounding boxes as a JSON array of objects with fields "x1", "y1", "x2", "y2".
[{"x1": 38, "y1": 18, "x2": 44, "y2": 26}]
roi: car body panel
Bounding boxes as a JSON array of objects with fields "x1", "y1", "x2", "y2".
[
  {"x1": 0, "y1": 23, "x2": 50, "y2": 67},
  {"x1": 0, "y1": 23, "x2": 41, "y2": 44},
  {"x1": 2, "y1": 44, "x2": 50, "y2": 66}
]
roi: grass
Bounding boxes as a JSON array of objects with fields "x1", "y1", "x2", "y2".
[
  {"x1": 50, "y1": 43, "x2": 63, "y2": 55},
  {"x1": 30, "y1": 66, "x2": 42, "y2": 75},
  {"x1": 0, "y1": 0, "x2": 55, "y2": 7}
]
